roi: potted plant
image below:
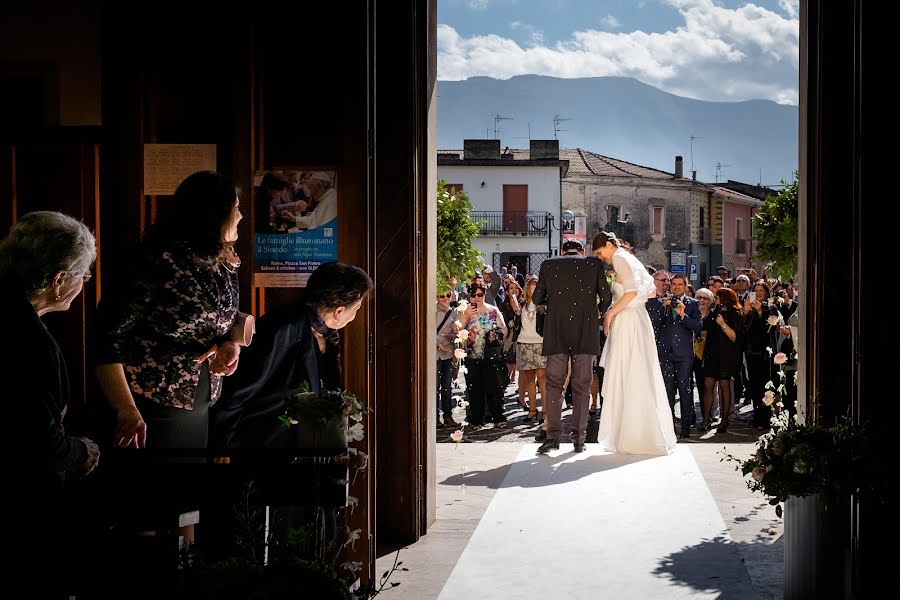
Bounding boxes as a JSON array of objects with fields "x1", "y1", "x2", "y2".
[{"x1": 279, "y1": 384, "x2": 366, "y2": 449}]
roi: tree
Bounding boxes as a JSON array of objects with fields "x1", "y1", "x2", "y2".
[
  {"x1": 436, "y1": 180, "x2": 483, "y2": 293},
  {"x1": 753, "y1": 172, "x2": 798, "y2": 281}
]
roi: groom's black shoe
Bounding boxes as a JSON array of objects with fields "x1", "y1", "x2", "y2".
[
  {"x1": 536, "y1": 439, "x2": 560, "y2": 454},
  {"x1": 679, "y1": 431, "x2": 690, "y2": 439},
  {"x1": 573, "y1": 443, "x2": 586, "y2": 453},
  {"x1": 535, "y1": 429, "x2": 547, "y2": 442}
]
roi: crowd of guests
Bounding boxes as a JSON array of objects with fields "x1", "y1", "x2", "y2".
[
  {"x1": 437, "y1": 251, "x2": 799, "y2": 441},
  {"x1": 2, "y1": 171, "x2": 372, "y2": 591}
]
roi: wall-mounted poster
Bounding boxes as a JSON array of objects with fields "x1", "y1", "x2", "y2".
[{"x1": 253, "y1": 169, "x2": 337, "y2": 288}]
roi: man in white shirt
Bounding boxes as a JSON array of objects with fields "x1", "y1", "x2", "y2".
[{"x1": 293, "y1": 172, "x2": 337, "y2": 230}]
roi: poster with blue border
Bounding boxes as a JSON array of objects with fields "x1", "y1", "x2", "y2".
[{"x1": 253, "y1": 169, "x2": 337, "y2": 288}]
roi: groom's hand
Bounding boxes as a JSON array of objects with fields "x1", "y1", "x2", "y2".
[{"x1": 603, "y1": 313, "x2": 613, "y2": 336}]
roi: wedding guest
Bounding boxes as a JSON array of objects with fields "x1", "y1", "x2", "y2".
[
  {"x1": 211, "y1": 262, "x2": 373, "y2": 448},
  {"x1": 460, "y1": 281, "x2": 508, "y2": 429},
  {"x1": 701, "y1": 287, "x2": 744, "y2": 433},
  {"x1": 94, "y1": 172, "x2": 248, "y2": 458},
  {"x1": 743, "y1": 281, "x2": 783, "y2": 428},
  {"x1": 693, "y1": 287, "x2": 715, "y2": 429},
  {"x1": 2, "y1": 212, "x2": 101, "y2": 496},
  {"x1": 436, "y1": 288, "x2": 459, "y2": 428},
  {"x1": 516, "y1": 276, "x2": 547, "y2": 424},
  {"x1": 2, "y1": 211, "x2": 101, "y2": 592},
  {"x1": 499, "y1": 279, "x2": 523, "y2": 389}
]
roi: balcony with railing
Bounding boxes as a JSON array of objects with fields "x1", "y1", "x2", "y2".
[
  {"x1": 735, "y1": 238, "x2": 748, "y2": 254},
  {"x1": 469, "y1": 211, "x2": 552, "y2": 237}
]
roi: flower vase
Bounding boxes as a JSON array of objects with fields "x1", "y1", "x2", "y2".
[
  {"x1": 784, "y1": 494, "x2": 850, "y2": 599},
  {"x1": 297, "y1": 414, "x2": 348, "y2": 449}
]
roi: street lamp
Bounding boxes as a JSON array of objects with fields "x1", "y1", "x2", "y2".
[{"x1": 529, "y1": 212, "x2": 555, "y2": 254}]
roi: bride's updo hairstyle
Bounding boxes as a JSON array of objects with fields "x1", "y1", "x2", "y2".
[{"x1": 592, "y1": 230, "x2": 621, "y2": 251}]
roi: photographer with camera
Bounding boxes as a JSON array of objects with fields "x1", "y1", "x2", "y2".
[{"x1": 647, "y1": 272, "x2": 702, "y2": 438}]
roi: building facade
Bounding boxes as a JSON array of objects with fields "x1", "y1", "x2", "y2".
[
  {"x1": 438, "y1": 139, "x2": 568, "y2": 277},
  {"x1": 561, "y1": 150, "x2": 709, "y2": 281}
]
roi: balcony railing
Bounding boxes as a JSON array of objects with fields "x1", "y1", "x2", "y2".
[
  {"x1": 735, "y1": 238, "x2": 748, "y2": 254},
  {"x1": 469, "y1": 211, "x2": 552, "y2": 237}
]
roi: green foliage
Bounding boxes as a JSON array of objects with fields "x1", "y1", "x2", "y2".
[
  {"x1": 752, "y1": 173, "x2": 798, "y2": 280},
  {"x1": 437, "y1": 180, "x2": 483, "y2": 293},
  {"x1": 722, "y1": 414, "x2": 878, "y2": 516},
  {"x1": 280, "y1": 388, "x2": 366, "y2": 429}
]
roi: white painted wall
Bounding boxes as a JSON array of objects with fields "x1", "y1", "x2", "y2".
[
  {"x1": 438, "y1": 164, "x2": 561, "y2": 258},
  {"x1": 439, "y1": 165, "x2": 560, "y2": 215}
]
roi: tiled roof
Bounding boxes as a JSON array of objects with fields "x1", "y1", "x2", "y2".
[
  {"x1": 566, "y1": 148, "x2": 677, "y2": 179},
  {"x1": 711, "y1": 186, "x2": 762, "y2": 205},
  {"x1": 438, "y1": 147, "x2": 690, "y2": 182}
]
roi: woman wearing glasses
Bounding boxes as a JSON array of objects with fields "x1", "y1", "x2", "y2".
[
  {"x1": 693, "y1": 287, "x2": 715, "y2": 429},
  {"x1": 460, "y1": 281, "x2": 508, "y2": 429}
]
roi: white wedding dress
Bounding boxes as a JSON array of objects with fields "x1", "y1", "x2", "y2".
[{"x1": 597, "y1": 249, "x2": 677, "y2": 455}]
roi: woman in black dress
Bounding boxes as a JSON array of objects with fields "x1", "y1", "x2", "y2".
[{"x1": 701, "y1": 287, "x2": 744, "y2": 433}]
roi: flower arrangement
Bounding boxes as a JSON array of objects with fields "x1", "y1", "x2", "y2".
[
  {"x1": 280, "y1": 384, "x2": 366, "y2": 430},
  {"x1": 723, "y1": 411, "x2": 873, "y2": 517}
]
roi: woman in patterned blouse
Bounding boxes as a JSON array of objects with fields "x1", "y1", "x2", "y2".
[
  {"x1": 460, "y1": 280, "x2": 508, "y2": 429},
  {"x1": 94, "y1": 172, "x2": 248, "y2": 454}
]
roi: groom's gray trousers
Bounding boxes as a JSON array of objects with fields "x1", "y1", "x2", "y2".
[{"x1": 545, "y1": 354, "x2": 594, "y2": 444}]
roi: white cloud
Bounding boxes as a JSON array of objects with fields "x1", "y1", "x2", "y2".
[
  {"x1": 600, "y1": 14, "x2": 622, "y2": 29},
  {"x1": 510, "y1": 20, "x2": 544, "y2": 45},
  {"x1": 778, "y1": 0, "x2": 799, "y2": 19},
  {"x1": 438, "y1": 0, "x2": 799, "y2": 104},
  {"x1": 468, "y1": 0, "x2": 489, "y2": 10}
]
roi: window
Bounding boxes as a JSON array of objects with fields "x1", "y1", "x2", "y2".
[
  {"x1": 652, "y1": 206, "x2": 664, "y2": 235},
  {"x1": 736, "y1": 217, "x2": 744, "y2": 241},
  {"x1": 699, "y1": 207, "x2": 705, "y2": 228}
]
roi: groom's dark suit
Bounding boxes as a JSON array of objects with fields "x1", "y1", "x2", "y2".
[{"x1": 533, "y1": 253, "x2": 612, "y2": 448}]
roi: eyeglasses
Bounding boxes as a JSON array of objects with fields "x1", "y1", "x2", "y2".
[
  {"x1": 438, "y1": 294, "x2": 451, "y2": 298},
  {"x1": 471, "y1": 293, "x2": 485, "y2": 298},
  {"x1": 698, "y1": 297, "x2": 711, "y2": 302},
  {"x1": 655, "y1": 278, "x2": 671, "y2": 283}
]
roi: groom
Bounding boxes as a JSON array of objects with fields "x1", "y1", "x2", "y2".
[{"x1": 533, "y1": 239, "x2": 612, "y2": 454}]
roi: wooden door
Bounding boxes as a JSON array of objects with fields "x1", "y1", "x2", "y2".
[{"x1": 503, "y1": 184, "x2": 527, "y2": 233}]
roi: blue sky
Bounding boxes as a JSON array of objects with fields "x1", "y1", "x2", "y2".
[{"x1": 438, "y1": 0, "x2": 799, "y2": 104}]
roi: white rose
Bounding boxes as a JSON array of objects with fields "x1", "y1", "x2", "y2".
[
  {"x1": 763, "y1": 391, "x2": 776, "y2": 406},
  {"x1": 774, "y1": 352, "x2": 788, "y2": 365},
  {"x1": 767, "y1": 315, "x2": 780, "y2": 326}
]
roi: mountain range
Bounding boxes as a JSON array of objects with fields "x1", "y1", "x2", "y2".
[{"x1": 437, "y1": 75, "x2": 798, "y2": 186}]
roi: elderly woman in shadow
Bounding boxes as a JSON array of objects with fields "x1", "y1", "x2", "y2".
[
  {"x1": 210, "y1": 261, "x2": 373, "y2": 450},
  {"x1": 1, "y1": 211, "x2": 101, "y2": 495},
  {"x1": 1, "y1": 211, "x2": 101, "y2": 589}
]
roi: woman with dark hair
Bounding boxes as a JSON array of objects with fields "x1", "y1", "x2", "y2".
[
  {"x1": 592, "y1": 230, "x2": 676, "y2": 455},
  {"x1": 460, "y1": 280, "x2": 508, "y2": 429},
  {"x1": 743, "y1": 280, "x2": 783, "y2": 429},
  {"x1": 210, "y1": 261, "x2": 373, "y2": 449},
  {"x1": 94, "y1": 171, "x2": 247, "y2": 456},
  {"x1": 701, "y1": 287, "x2": 744, "y2": 433}
]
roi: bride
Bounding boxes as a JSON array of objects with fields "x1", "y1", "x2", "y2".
[{"x1": 593, "y1": 231, "x2": 676, "y2": 455}]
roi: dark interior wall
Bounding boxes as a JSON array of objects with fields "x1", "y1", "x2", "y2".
[{"x1": 0, "y1": 0, "x2": 101, "y2": 128}]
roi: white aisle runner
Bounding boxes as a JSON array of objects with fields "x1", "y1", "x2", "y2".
[{"x1": 437, "y1": 445, "x2": 756, "y2": 599}]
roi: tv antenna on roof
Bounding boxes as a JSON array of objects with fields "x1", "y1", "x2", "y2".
[
  {"x1": 553, "y1": 114, "x2": 572, "y2": 140},
  {"x1": 511, "y1": 121, "x2": 533, "y2": 144},
  {"x1": 492, "y1": 114, "x2": 514, "y2": 139},
  {"x1": 689, "y1": 135, "x2": 702, "y2": 173},
  {"x1": 715, "y1": 161, "x2": 732, "y2": 183}
]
